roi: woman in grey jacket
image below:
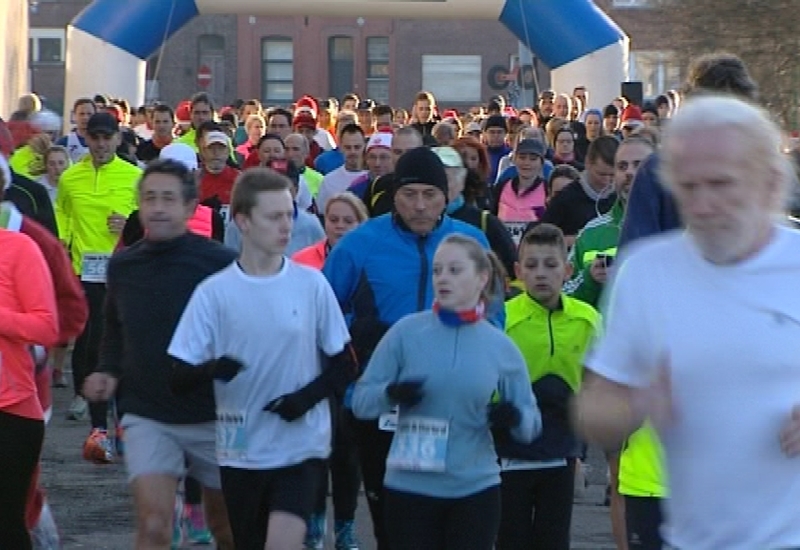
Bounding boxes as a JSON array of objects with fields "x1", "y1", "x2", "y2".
[{"x1": 352, "y1": 234, "x2": 541, "y2": 550}]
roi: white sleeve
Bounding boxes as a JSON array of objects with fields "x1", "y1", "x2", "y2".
[
  {"x1": 584, "y1": 257, "x2": 657, "y2": 388},
  {"x1": 296, "y1": 178, "x2": 313, "y2": 211},
  {"x1": 168, "y1": 285, "x2": 218, "y2": 366},
  {"x1": 315, "y1": 274, "x2": 351, "y2": 356}
]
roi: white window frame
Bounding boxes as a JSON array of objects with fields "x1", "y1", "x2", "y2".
[
  {"x1": 29, "y1": 27, "x2": 65, "y2": 64},
  {"x1": 422, "y1": 54, "x2": 482, "y2": 103}
]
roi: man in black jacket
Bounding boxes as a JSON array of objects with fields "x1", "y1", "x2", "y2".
[{"x1": 83, "y1": 160, "x2": 237, "y2": 549}]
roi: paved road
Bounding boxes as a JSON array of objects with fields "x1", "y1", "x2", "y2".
[{"x1": 41, "y1": 387, "x2": 616, "y2": 549}]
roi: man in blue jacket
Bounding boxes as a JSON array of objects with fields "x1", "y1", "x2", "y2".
[
  {"x1": 619, "y1": 53, "x2": 758, "y2": 247},
  {"x1": 323, "y1": 146, "x2": 498, "y2": 550}
]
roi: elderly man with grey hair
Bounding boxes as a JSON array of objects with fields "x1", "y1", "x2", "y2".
[
  {"x1": 284, "y1": 132, "x2": 322, "y2": 211},
  {"x1": 574, "y1": 95, "x2": 800, "y2": 550}
]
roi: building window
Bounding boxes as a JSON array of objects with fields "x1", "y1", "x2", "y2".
[
  {"x1": 422, "y1": 55, "x2": 481, "y2": 103},
  {"x1": 629, "y1": 51, "x2": 681, "y2": 97},
  {"x1": 329, "y1": 36, "x2": 354, "y2": 103},
  {"x1": 262, "y1": 38, "x2": 293, "y2": 106},
  {"x1": 366, "y1": 37, "x2": 389, "y2": 104},
  {"x1": 29, "y1": 28, "x2": 65, "y2": 64}
]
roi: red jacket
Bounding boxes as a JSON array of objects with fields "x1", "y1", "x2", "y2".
[{"x1": 291, "y1": 239, "x2": 327, "y2": 270}]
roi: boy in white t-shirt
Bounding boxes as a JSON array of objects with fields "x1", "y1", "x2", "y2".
[
  {"x1": 168, "y1": 168, "x2": 357, "y2": 550},
  {"x1": 574, "y1": 96, "x2": 800, "y2": 550}
]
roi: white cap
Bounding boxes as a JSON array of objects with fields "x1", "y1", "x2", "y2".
[
  {"x1": 160, "y1": 143, "x2": 198, "y2": 171},
  {"x1": 465, "y1": 121, "x2": 482, "y2": 134},
  {"x1": 366, "y1": 132, "x2": 392, "y2": 152},
  {"x1": 205, "y1": 130, "x2": 230, "y2": 147},
  {"x1": 31, "y1": 110, "x2": 62, "y2": 133},
  {"x1": 0, "y1": 154, "x2": 11, "y2": 191}
]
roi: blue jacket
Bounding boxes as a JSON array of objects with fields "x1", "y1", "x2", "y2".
[
  {"x1": 314, "y1": 148, "x2": 345, "y2": 175},
  {"x1": 618, "y1": 154, "x2": 680, "y2": 248},
  {"x1": 323, "y1": 213, "x2": 503, "y2": 329}
]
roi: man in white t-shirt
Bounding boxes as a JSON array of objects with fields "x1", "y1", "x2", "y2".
[
  {"x1": 573, "y1": 95, "x2": 800, "y2": 550},
  {"x1": 168, "y1": 168, "x2": 357, "y2": 550},
  {"x1": 316, "y1": 124, "x2": 367, "y2": 211}
]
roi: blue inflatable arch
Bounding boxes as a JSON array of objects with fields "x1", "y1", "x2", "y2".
[{"x1": 65, "y1": 0, "x2": 627, "y2": 112}]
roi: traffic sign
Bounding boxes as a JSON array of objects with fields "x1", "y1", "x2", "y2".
[{"x1": 197, "y1": 65, "x2": 212, "y2": 89}]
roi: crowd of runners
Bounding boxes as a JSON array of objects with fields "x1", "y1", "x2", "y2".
[{"x1": 1, "y1": 49, "x2": 800, "y2": 550}]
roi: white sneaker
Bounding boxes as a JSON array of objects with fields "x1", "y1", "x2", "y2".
[
  {"x1": 30, "y1": 502, "x2": 61, "y2": 550},
  {"x1": 66, "y1": 395, "x2": 88, "y2": 421}
]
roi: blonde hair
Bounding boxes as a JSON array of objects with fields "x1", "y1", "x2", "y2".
[
  {"x1": 245, "y1": 114, "x2": 266, "y2": 132},
  {"x1": 325, "y1": 191, "x2": 369, "y2": 223},
  {"x1": 439, "y1": 234, "x2": 506, "y2": 302}
]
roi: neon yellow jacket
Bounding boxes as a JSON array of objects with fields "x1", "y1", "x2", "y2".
[
  {"x1": 505, "y1": 292, "x2": 600, "y2": 391},
  {"x1": 55, "y1": 155, "x2": 141, "y2": 274},
  {"x1": 619, "y1": 422, "x2": 668, "y2": 498},
  {"x1": 10, "y1": 145, "x2": 42, "y2": 180},
  {"x1": 176, "y1": 129, "x2": 199, "y2": 152}
]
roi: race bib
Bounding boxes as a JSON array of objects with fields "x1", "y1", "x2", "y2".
[
  {"x1": 80, "y1": 253, "x2": 111, "y2": 283},
  {"x1": 504, "y1": 221, "x2": 528, "y2": 246},
  {"x1": 386, "y1": 416, "x2": 449, "y2": 472},
  {"x1": 219, "y1": 205, "x2": 231, "y2": 225},
  {"x1": 379, "y1": 406, "x2": 399, "y2": 432},
  {"x1": 216, "y1": 411, "x2": 247, "y2": 461}
]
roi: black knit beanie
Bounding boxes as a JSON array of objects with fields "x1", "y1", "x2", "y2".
[{"x1": 393, "y1": 146, "x2": 449, "y2": 200}]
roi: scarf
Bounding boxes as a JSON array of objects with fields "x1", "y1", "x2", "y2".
[{"x1": 433, "y1": 301, "x2": 485, "y2": 327}]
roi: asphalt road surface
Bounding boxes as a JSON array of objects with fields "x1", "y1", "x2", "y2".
[{"x1": 42, "y1": 386, "x2": 616, "y2": 549}]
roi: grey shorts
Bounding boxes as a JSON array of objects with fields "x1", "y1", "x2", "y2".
[{"x1": 121, "y1": 413, "x2": 221, "y2": 489}]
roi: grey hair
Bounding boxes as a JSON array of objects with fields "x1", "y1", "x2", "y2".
[
  {"x1": 285, "y1": 133, "x2": 310, "y2": 155},
  {"x1": 394, "y1": 125, "x2": 423, "y2": 145},
  {"x1": 660, "y1": 95, "x2": 793, "y2": 215}
]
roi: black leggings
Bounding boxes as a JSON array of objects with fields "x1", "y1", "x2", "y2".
[
  {"x1": 625, "y1": 495, "x2": 663, "y2": 550},
  {"x1": 312, "y1": 405, "x2": 361, "y2": 521},
  {"x1": 0, "y1": 411, "x2": 45, "y2": 549},
  {"x1": 496, "y1": 461, "x2": 576, "y2": 550},
  {"x1": 384, "y1": 485, "x2": 501, "y2": 550},
  {"x1": 353, "y1": 418, "x2": 394, "y2": 550},
  {"x1": 71, "y1": 281, "x2": 108, "y2": 429}
]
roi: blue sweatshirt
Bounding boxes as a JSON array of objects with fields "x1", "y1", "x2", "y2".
[
  {"x1": 324, "y1": 213, "x2": 504, "y2": 328},
  {"x1": 223, "y1": 207, "x2": 324, "y2": 256},
  {"x1": 618, "y1": 153, "x2": 681, "y2": 248},
  {"x1": 352, "y1": 311, "x2": 541, "y2": 498}
]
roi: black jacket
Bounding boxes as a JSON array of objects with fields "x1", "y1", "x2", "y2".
[
  {"x1": 540, "y1": 180, "x2": 616, "y2": 237},
  {"x1": 4, "y1": 170, "x2": 58, "y2": 236},
  {"x1": 449, "y1": 203, "x2": 517, "y2": 277}
]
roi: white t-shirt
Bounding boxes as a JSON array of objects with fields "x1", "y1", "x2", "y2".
[
  {"x1": 167, "y1": 259, "x2": 351, "y2": 470},
  {"x1": 587, "y1": 226, "x2": 800, "y2": 550},
  {"x1": 317, "y1": 165, "x2": 368, "y2": 212}
]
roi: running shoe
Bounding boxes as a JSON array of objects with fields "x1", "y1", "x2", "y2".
[
  {"x1": 183, "y1": 503, "x2": 214, "y2": 545},
  {"x1": 66, "y1": 395, "x2": 87, "y2": 421},
  {"x1": 51, "y1": 368, "x2": 68, "y2": 388},
  {"x1": 334, "y1": 519, "x2": 360, "y2": 550},
  {"x1": 304, "y1": 513, "x2": 326, "y2": 549},
  {"x1": 82, "y1": 428, "x2": 114, "y2": 464}
]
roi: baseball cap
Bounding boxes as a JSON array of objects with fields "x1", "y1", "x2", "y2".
[
  {"x1": 160, "y1": 143, "x2": 198, "y2": 171},
  {"x1": 366, "y1": 132, "x2": 392, "y2": 152},
  {"x1": 515, "y1": 139, "x2": 546, "y2": 157},
  {"x1": 205, "y1": 130, "x2": 229, "y2": 147},
  {"x1": 465, "y1": 121, "x2": 482, "y2": 134},
  {"x1": 433, "y1": 146, "x2": 464, "y2": 168},
  {"x1": 357, "y1": 99, "x2": 376, "y2": 111},
  {"x1": 86, "y1": 112, "x2": 120, "y2": 136},
  {"x1": 483, "y1": 115, "x2": 507, "y2": 132}
]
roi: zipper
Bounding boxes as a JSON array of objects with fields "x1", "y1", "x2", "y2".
[
  {"x1": 416, "y1": 236, "x2": 428, "y2": 311},
  {"x1": 548, "y1": 310, "x2": 555, "y2": 356}
]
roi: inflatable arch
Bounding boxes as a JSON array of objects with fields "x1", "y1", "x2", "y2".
[{"x1": 65, "y1": 0, "x2": 628, "y2": 112}]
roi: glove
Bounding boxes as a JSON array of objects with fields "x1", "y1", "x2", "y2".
[
  {"x1": 263, "y1": 391, "x2": 313, "y2": 422},
  {"x1": 488, "y1": 401, "x2": 521, "y2": 430},
  {"x1": 386, "y1": 378, "x2": 426, "y2": 407},
  {"x1": 212, "y1": 356, "x2": 245, "y2": 382}
]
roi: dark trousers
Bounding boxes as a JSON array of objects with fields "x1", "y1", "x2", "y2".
[
  {"x1": 0, "y1": 411, "x2": 45, "y2": 550},
  {"x1": 71, "y1": 281, "x2": 109, "y2": 429},
  {"x1": 384, "y1": 485, "x2": 501, "y2": 550},
  {"x1": 496, "y1": 461, "x2": 576, "y2": 550},
  {"x1": 353, "y1": 418, "x2": 394, "y2": 550},
  {"x1": 625, "y1": 495, "x2": 664, "y2": 550},
  {"x1": 313, "y1": 405, "x2": 361, "y2": 521}
]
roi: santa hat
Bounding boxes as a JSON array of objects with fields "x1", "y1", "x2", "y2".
[{"x1": 295, "y1": 95, "x2": 319, "y2": 120}]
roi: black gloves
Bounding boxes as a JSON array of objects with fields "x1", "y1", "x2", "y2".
[
  {"x1": 488, "y1": 401, "x2": 521, "y2": 430},
  {"x1": 264, "y1": 344, "x2": 360, "y2": 422},
  {"x1": 170, "y1": 356, "x2": 244, "y2": 395},
  {"x1": 386, "y1": 378, "x2": 426, "y2": 407}
]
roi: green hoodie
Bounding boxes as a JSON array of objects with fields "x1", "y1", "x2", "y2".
[{"x1": 563, "y1": 200, "x2": 624, "y2": 307}]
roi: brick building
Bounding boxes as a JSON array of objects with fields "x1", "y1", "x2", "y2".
[{"x1": 29, "y1": 0, "x2": 679, "y2": 114}]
